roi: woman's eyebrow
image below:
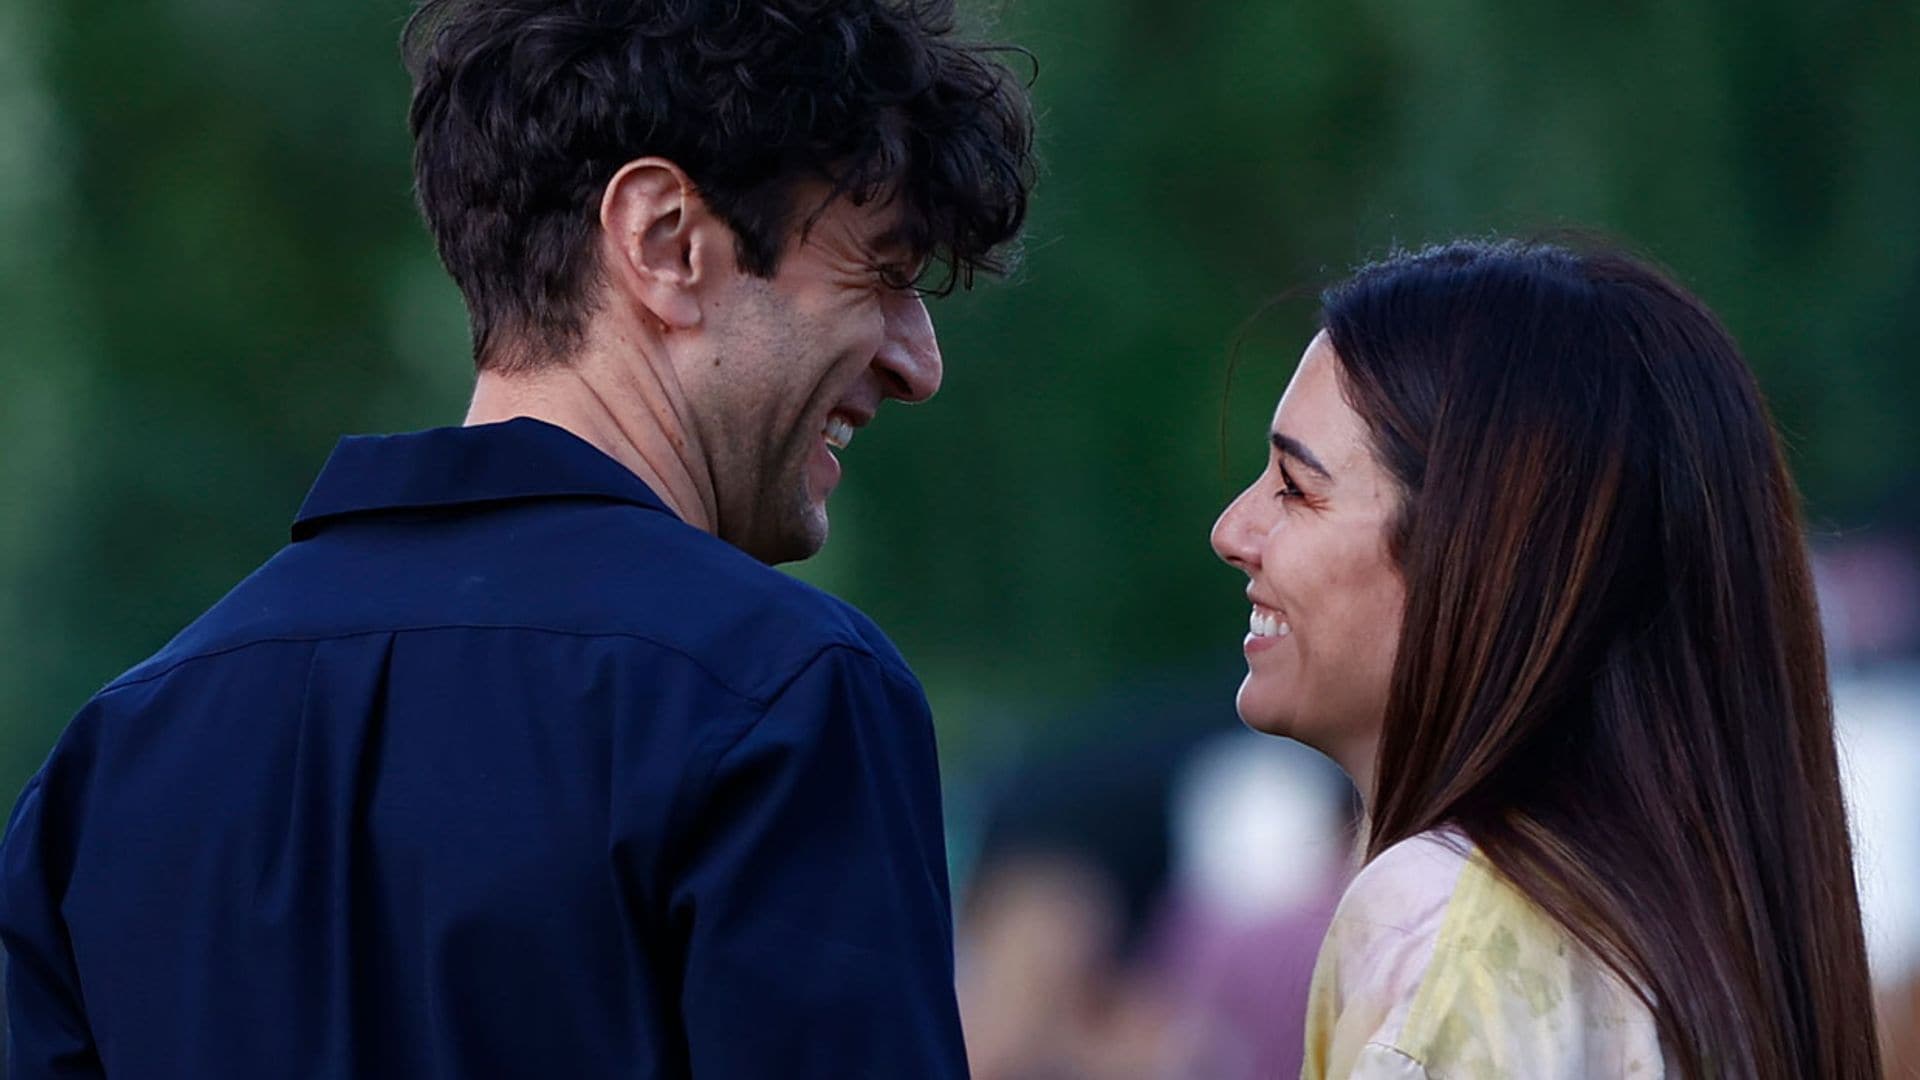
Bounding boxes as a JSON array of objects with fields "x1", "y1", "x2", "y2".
[{"x1": 1271, "y1": 431, "x2": 1332, "y2": 482}]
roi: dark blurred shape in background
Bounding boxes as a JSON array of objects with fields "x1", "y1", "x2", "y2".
[
  {"x1": 957, "y1": 721, "x2": 1353, "y2": 1080},
  {"x1": 2, "y1": 0, "x2": 1917, "y2": 1074}
]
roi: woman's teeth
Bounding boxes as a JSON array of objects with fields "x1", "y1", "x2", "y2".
[
  {"x1": 824, "y1": 414, "x2": 855, "y2": 450},
  {"x1": 1249, "y1": 610, "x2": 1291, "y2": 638}
]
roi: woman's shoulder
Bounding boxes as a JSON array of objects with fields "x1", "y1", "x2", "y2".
[
  {"x1": 1332, "y1": 828, "x2": 1477, "y2": 935},
  {"x1": 1304, "y1": 828, "x2": 1669, "y2": 1078},
  {"x1": 1306, "y1": 829, "x2": 1477, "y2": 1056}
]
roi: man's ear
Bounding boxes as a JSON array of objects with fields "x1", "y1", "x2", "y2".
[{"x1": 599, "y1": 158, "x2": 726, "y2": 332}]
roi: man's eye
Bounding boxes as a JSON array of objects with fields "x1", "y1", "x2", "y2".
[
  {"x1": 876, "y1": 264, "x2": 918, "y2": 291},
  {"x1": 1275, "y1": 466, "x2": 1303, "y2": 500}
]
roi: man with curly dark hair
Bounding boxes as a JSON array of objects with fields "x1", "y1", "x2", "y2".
[{"x1": 0, "y1": 1, "x2": 1034, "y2": 1076}]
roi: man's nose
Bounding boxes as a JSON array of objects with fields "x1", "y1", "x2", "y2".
[{"x1": 875, "y1": 290, "x2": 943, "y2": 404}]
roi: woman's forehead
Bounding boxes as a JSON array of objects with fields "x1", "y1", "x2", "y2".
[{"x1": 1273, "y1": 337, "x2": 1360, "y2": 448}]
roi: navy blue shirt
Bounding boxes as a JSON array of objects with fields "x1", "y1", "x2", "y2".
[{"x1": 0, "y1": 419, "x2": 967, "y2": 1078}]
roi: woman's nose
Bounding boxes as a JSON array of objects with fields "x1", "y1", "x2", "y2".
[{"x1": 1211, "y1": 487, "x2": 1266, "y2": 572}]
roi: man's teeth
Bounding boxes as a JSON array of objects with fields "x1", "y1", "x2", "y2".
[
  {"x1": 824, "y1": 415, "x2": 855, "y2": 450},
  {"x1": 1248, "y1": 610, "x2": 1291, "y2": 638}
]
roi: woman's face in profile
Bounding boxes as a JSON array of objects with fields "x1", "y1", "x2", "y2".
[{"x1": 1211, "y1": 332, "x2": 1407, "y2": 776}]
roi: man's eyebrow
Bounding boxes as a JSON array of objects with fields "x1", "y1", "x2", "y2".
[
  {"x1": 867, "y1": 222, "x2": 910, "y2": 255},
  {"x1": 1270, "y1": 431, "x2": 1332, "y2": 482},
  {"x1": 869, "y1": 221, "x2": 930, "y2": 268}
]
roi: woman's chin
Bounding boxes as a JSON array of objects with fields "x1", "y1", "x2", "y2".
[{"x1": 1233, "y1": 685, "x2": 1293, "y2": 738}]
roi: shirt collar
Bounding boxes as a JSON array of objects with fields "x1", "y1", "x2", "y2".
[{"x1": 292, "y1": 417, "x2": 677, "y2": 540}]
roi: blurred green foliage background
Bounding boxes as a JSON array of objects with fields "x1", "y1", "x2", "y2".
[{"x1": 2, "y1": 0, "x2": 1917, "y2": 795}]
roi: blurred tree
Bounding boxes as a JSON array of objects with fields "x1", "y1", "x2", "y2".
[{"x1": 2, "y1": 0, "x2": 1915, "y2": 792}]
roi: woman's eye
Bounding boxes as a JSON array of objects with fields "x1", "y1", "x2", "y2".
[{"x1": 1275, "y1": 466, "x2": 1303, "y2": 501}]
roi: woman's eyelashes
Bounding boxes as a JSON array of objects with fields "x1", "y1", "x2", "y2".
[{"x1": 1275, "y1": 463, "x2": 1304, "y2": 501}]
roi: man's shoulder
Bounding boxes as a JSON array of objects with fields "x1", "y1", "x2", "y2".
[
  {"x1": 102, "y1": 501, "x2": 913, "y2": 708},
  {"x1": 632, "y1": 525, "x2": 916, "y2": 702},
  {"x1": 517, "y1": 502, "x2": 917, "y2": 701}
]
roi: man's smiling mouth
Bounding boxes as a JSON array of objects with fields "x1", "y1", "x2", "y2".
[{"x1": 824, "y1": 412, "x2": 857, "y2": 450}]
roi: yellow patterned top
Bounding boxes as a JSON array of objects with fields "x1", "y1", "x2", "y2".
[{"x1": 1302, "y1": 831, "x2": 1674, "y2": 1079}]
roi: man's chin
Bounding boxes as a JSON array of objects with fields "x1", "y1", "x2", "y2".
[{"x1": 740, "y1": 504, "x2": 830, "y2": 566}]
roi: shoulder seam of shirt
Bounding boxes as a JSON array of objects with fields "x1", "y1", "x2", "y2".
[
  {"x1": 725, "y1": 641, "x2": 921, "y2": 753},
  {"x1": 690, "y1": 642, "x2": 924, "y2": 784},
  {"x1": 97, "y1": 623, "x2": 894, "y2": 708},
  {"x1": 1330, "y1": 913, "x2": 1442, "y2": 939},
  {"x1": 769, "y1": 639, "x2": 920, "y2": 700},
  {"x1": 1362, "y1": 1041, "x2": 1433, "y2": 1077}
]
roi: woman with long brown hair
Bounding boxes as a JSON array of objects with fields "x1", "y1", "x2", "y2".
[{"x1": 1211, "y1": 239, "x2": 1882, "y2": 1078}]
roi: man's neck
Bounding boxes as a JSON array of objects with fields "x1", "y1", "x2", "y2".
[{"x1": 463, "y1": 343, "x2": 718, "y2": 533}]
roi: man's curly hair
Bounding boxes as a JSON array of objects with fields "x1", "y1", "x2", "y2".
[{"x1": 403, "y1": 0, "x2": 1036, "y2": 370}]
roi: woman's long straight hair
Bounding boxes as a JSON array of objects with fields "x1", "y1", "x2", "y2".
[{"x1": 1320, "y1": 240, "x2": 1880, "y2": 1079}]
